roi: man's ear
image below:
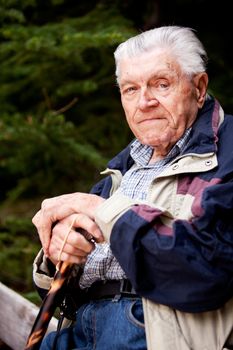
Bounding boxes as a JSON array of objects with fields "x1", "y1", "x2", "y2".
[{"x1": 193, "y1": 72, "x2": 208, "y2": 108}]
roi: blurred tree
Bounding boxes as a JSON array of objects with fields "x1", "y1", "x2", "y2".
[{"x1": 0, "y1": 0, "x2": 136, "y2": 204}]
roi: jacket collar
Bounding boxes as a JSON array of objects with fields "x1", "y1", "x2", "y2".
[{"x1": 183, "y1": 95, "x2": 221, "y2": 155}]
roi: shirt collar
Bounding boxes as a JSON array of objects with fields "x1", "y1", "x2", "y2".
[{"x1": 130, "y1": 128, "x2": 192, "y2": 166}]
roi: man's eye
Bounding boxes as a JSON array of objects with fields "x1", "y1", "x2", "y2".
[
  {"x1": 151, "y1": 79, "x2": 169, "y2": 90},
  {"x1": 124, "y1": 87, "x2": 137, "y2": 94},
  {"x1": 159, "y1": 83, "x2": 168, "y2": 89}
]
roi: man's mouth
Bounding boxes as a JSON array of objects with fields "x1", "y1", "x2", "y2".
[{"x1": 138, "y1": 117, "x2": 165, "y2": 124}]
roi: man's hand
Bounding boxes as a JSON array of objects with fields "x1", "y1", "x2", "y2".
[
  {"x1": 32, "y1": 192, "x2": 105, "y2": 255},
  {"x1": 48, "y1": 213, "x2": 103, "y2": 265}
]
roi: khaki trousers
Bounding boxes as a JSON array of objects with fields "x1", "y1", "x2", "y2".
[{"x1": 143, "y1": 297, "x2": 233, "y2": 350}]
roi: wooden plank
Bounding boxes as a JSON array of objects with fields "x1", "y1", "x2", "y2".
[{"x1": 0, "y1": 282, "x2": 57, "y2": 350}]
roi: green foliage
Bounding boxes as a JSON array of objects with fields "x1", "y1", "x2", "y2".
[
  {"x1": 0, "y1": 112, "x2": 108, "y2": 200},
  {"x1": 0, "y1": 216, "x2": 40, "y2": 292},
  {"x1": 0, "y1": 1, "x2": 135, "y2": 116},
  {"x1": 0, "y1": 0, "x2": 136, "y2": 202}
]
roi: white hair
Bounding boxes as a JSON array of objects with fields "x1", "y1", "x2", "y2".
[{"x1": 114, "y1": 26, "x2": 208, "y2": 83}]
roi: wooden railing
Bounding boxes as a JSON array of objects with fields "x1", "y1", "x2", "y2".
[{"x1": 0, "y1": 282, "x2": 57, "y2": 350}]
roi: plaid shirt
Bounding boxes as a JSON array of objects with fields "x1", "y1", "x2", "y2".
[{"x1": 79, "y1": 129, "x2": 191, "y2": 288}]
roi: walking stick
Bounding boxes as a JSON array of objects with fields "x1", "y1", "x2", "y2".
[
  {"x1": 25, "y1": 218, "x2": 94, "y2": 350},
  {"x1": 24, "y1": 260, "x2": 73, "y2": 350}
]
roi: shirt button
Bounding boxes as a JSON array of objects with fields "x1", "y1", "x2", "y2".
[
  {"x1": 205, "y1": 160, "x2": 212, "y2": 166},
  {"x1": 172, "y1": 164, "x2": 179, "y2": 170}
]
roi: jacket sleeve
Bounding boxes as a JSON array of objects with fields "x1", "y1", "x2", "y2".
[
  {"x1": 33, "y1": 249, "x2": 56, "y2": 299},
  {"x1": 95, "y1": 181, "x2": 233, "y2": 313}
]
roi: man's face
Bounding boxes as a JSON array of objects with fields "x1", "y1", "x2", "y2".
[{"x1": 118, "y1": 49, "x2": 207, "y2": 154}]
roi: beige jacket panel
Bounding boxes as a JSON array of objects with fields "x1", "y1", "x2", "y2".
[{"x1": 143, "y1": 297, "x2": 233, "y2": 350}]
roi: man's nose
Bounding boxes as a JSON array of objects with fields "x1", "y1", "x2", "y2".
[{"x1": 138, "y1": 88, "x2": 159, "y2": 110}]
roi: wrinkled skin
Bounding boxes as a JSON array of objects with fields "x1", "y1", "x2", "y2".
[{"x1": 119, "y1": 48, "x2": 208, "y2": 161}]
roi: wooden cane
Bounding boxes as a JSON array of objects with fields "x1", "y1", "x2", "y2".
[{"x1": 24, "y1": 260, "x2": 73, "y2": 350}]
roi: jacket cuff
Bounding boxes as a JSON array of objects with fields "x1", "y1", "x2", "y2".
[
  {"x1": 33, "y1": 249, "x2": 55, "y2": 290},
  {"x1": 95, "y1": 191, "x2": 141, "y2": 242}
]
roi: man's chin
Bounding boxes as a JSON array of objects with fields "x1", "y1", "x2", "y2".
[
  {"x1": 140, "y1": 134, "x2": 170, "y2": 146},
  {"x1": 139, "y1": 132, "x2": 178, "y2": 151}
]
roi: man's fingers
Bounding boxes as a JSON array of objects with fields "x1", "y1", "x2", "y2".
[
  {"x1": 32, "y1": 198, "x2": 75, "y2": 254},
  {"x1": 52, "y1": 228, "x2": 95, "y2": 255},
  {"x1": 71, "y1": 213, "x2": 104, "y2": 243},
  {"x1": 49, "y1": 234, "x2": 92, "y2": 264},
  {"x1": 32, "y1": 210, "x2": 52, "y2": 255},
  {"x1": 46, "y1": 213, "x2": 104, "y2": 264}
]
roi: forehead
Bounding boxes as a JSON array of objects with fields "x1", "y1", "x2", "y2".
[{"x1": 118, "y1": 48, "x2": 181, "y2": 85}]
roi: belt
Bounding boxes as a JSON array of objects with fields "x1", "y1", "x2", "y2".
[
  {"x1": 85, "y1": 279, "x2": 138, "y2": 301},
  {"x1": 60, "y1": 279, "x2": 138, "y2": 320}
]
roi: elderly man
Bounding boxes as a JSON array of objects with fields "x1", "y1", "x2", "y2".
[{"x1": 32, "y1": 26, "x2": 233, "y2": 349}]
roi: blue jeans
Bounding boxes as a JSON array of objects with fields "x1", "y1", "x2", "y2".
[{"x1": 40, "y1": 297, "x2": 147, "y2": 350}]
